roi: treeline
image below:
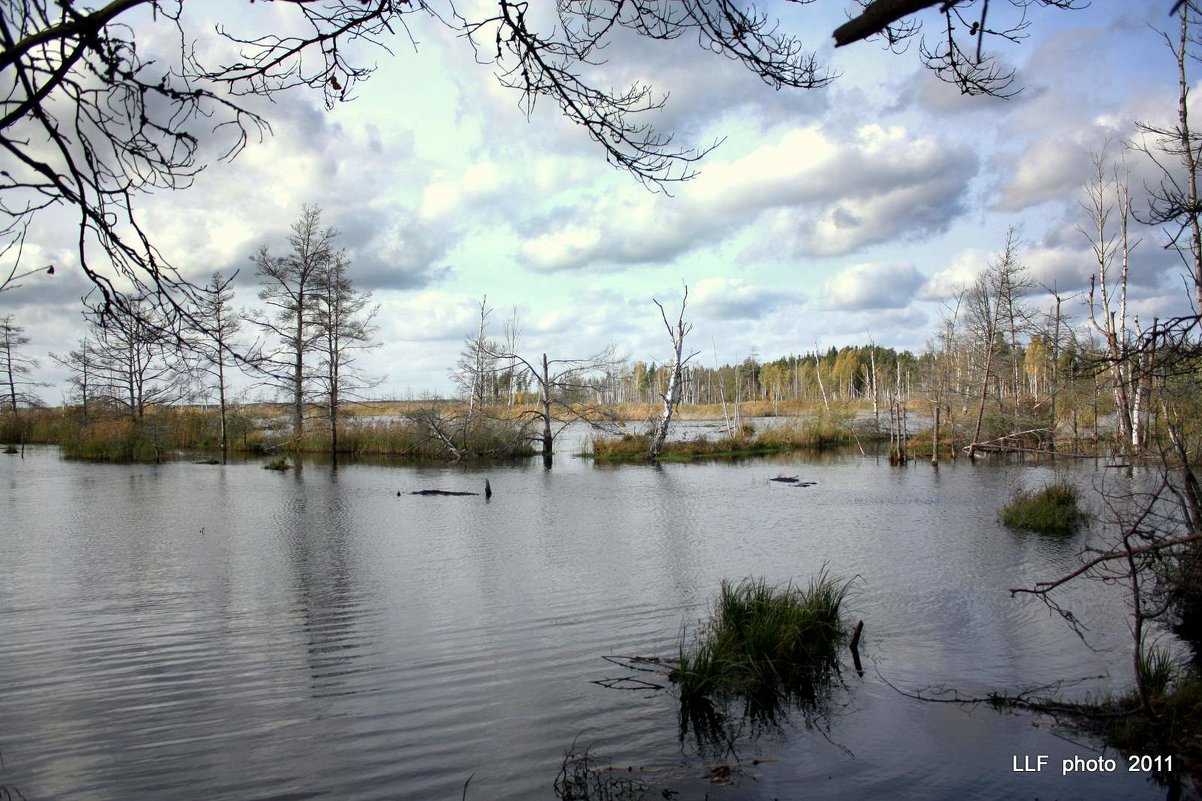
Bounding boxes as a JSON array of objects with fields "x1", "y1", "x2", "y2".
[{"x1": 0, "y1": 205, "x2": 389, "y2": 462}]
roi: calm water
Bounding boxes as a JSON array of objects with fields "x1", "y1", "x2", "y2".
[{"x1": 0, "y1": 437, "x2": 1183, "y2": 800}]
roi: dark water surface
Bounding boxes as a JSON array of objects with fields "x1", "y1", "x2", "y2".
[{"x1": 0, "y1": 441, "x2": 1180, "y2": 800}]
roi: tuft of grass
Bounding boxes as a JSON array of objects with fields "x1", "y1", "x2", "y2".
[
  {"x1": 553, "y1": 742, "x2": 647, "y2": 801},
  {"x1": 3, "y1": 444, "x2": 16, "y2": 454},
  {"x1": 1089, "y1": 666, "x2": 1202, "y2": 781},
  {"x1": 1138, "y1": 644, "x2": 1177, "y2": 699},
  {"x1": 263, "y1": 455, "x2": 291, "y2": 471},
  {"x1": 670, "y1": 573, "x2": 850, "y2": 708},
  {"x1": 1001, "y1": 479, "x2": 1085, "y2": 534}
]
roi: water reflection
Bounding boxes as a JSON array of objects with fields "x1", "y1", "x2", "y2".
[
  {"x1": 0, "y1": 444, "x2": 1181, "y2": 800},
  {"x1": 277, "y1": 468, "x2": 370, "y2": 699}
]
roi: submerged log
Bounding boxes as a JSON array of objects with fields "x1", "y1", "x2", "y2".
[{"x1": 408, "y1": 480, "x2": 493, "y2": 498}]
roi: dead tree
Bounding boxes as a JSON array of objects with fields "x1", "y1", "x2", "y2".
[
  {"x1": 50, "y1": 338, "x2": 97, "y2": 424},
  {"x1": 0, "y1": 314, "x2": 43, "y2": 415},
  {"x1": 451, "y1": 298, "x2": 497, "y2": 434},
  {"x1": 186, "y1": 272, "x2": 246, "y2": 463},
  {"x1": 311, "y1": 250, "x2": 380, "y2": 461},
  {"x1": 87, "y1": 300, "x2": 188, "y2": 422},
  {"x1": 649, "y1": 287, "x2": 698, "y2": 460},
  {"x1": 1083, "y1": 151, "x2": 1146, "y2": 456},
  {"x1": 252, "y1": 205, "x2": 335, "y2": 446}
]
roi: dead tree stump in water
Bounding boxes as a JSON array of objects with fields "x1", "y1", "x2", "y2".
[{"x1": 850, "y1": 619, "x2": 864, "y2": 675}]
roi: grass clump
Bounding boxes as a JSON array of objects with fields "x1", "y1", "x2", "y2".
[
  {"x1": 263, "y1": 455, "x2": 291, "y2": 471},
  {"x1": 1088, "y1": 663, "x2": 1202, "y2": 784},
  {"x1": 670, "y1": 573, "x2": 850, "y2": 706},
  {"x1": 1001, "y1": 479, "x2": 1085, "y2": 534}
]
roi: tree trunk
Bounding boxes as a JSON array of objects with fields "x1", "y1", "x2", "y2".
[
  {"x1": 218, "y1": 356, "x2": 228, "y2": 464},
  {"x1": 932, "y1": 405, "x2": 940, "y2": 465},
  {"x1": 650, "y1": 290, "x2": 692, "y2": 460},
  {"x1": 541, "y1": 352, "x2": 553, "y2": 469}
]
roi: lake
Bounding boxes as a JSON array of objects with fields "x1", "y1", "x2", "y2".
[{"x1": 0, "y1": 436, "x2": 1181, "y2": 800}]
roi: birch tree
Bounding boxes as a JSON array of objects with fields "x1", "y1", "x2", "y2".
[
  {"x1": 649, "y1": 287, "x2": 698, "y2": 460},
  {"x1": 1083, "y1": 152, "x2": 1145, "y2": 455}
]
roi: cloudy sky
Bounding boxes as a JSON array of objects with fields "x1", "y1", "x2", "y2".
[{"x1": 3, "y1": 1, "x2": 1196, "y2": 400}]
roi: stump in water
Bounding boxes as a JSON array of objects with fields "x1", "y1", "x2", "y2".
[
  {"x1": 850, "y1": 619, "x2": 864, "y2": 675},
  {"x1": 485, "y1": 479, "x2": 492, "y2": 499}
]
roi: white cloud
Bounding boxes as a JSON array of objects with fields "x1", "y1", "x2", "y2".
[
  {"x1": 920, "y1": 249, "x2": 992, "y2": 300},
  {"x1": 823, "y1": 263, "x2": 925, "y2": 310},
  {"x1": 520, "y1": 123, "x2": 977, "y2": 271},
  {"x1": 690, "y1": 277, "x2": 802, "y2": 320},
  {"x1": 522, "y1": 224, "x2": 605, "y2": 271}
]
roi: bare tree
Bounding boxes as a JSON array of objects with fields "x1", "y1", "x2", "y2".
[
  {"x1": 87, "y1": 300, "x2": 188, "y2": 421},
  {"x1": 484, "y1": 338, "x2": 624, "y2": 468},
  {"x1": 252, "y1": 205, "x2": 334, "y2": 446},
  {"x1": 310, "y1": 250, "x2": 380, "y2": 460},
  {"x1": 1083, "y1": 150, "x2": 1146, "y2": 455},
  {"x1": 187, "y1": 271, "x2": 245, "y2": 462},
  {"x1": 0, "y1": 314, "x2": 44, "y2": 413},
  {"x1": 451, "y1": 298, "x2": 498, "y2": 428},
  {"x1": 964, "y1": 230, "x2": 1026, "y2": 459},
  {"x1": 50, "y1": 337, "x2": 98, "y2": 424},
  {"x1": 649, "y1": 286, "x2": 698, "y2": 460},
  {"x1": 836, "y1": 0, "x2": 1086, "y2": 98},
  {"x1": 1136, "y1": 0, "x2": 1202, "y2": 314},
  {"x1": 1, "y1": 0, "x2": 1087, "y2": 319}
]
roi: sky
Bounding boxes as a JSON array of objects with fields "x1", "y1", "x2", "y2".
[{"x1": 2, "y1": 0, "x2": 1197, "y2": 401}]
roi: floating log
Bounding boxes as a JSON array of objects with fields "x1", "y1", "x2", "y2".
[
  {"x1": 410, "y1": 489, "x2": 479, "y2": 496},
  {"x1": 769, "y1": 475, "x2": 799, "y2": 483}
]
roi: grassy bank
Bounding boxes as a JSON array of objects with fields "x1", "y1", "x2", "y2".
[
  {"x1": 0, "y1": 406, "x2": 534, "y2": 462},
  {"x1": 590, "y1": 416, "x2": 876, "y2": 462}
]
